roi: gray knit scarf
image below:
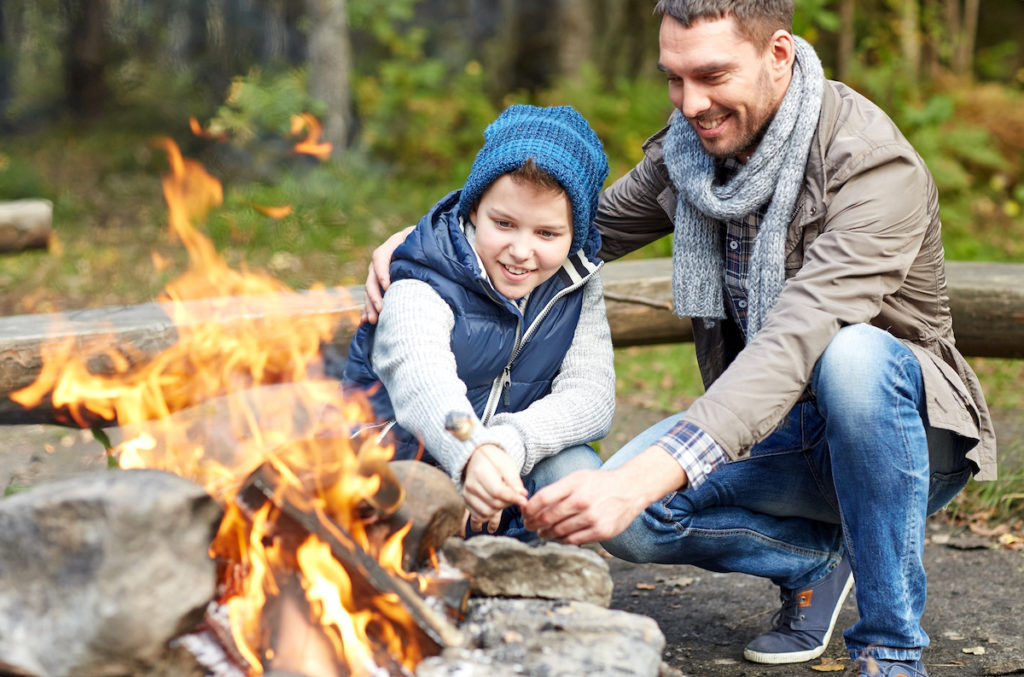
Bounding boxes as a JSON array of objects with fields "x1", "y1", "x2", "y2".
[{"x1": 663, "y1": 36, "x2": 824, "y2": 339}]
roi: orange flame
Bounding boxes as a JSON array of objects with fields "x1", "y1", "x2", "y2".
[
  {"x1": 290, "y1": 113, "x2": 333, "y2": 161},
  {"x1": 13, "y1": 139, "x2": 431, "y2": 675}
]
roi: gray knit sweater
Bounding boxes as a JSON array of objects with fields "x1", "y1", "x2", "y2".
[{"x1": 371, "y1": 274, "x2": 616, "y2": 480}]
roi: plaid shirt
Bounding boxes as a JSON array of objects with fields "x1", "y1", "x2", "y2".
[{"x1": 654, "y1": 158, "x2": 769, "y2": 490}]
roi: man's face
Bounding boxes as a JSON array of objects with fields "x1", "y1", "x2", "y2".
[
  {"x1": 658, "y1": 14, "x2": 790, "y2": 161},
  {"x1": 470, "y1": 174, "x2": 573, "y2": 301}
]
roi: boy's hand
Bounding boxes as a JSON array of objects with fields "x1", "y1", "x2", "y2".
[
  {"x1": 361, "y1": 225, "x2": 414, "y2": 324},
  {"x1": 462, "y1": 444, "x2": 528, "y2": 533}
]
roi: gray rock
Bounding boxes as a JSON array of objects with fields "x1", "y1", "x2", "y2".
[
  {"x1": 416, "y1": 597, "x2": 665, "y2": 676},
  {"x1": 0, "y1": 469, "x2": 222, "y2": 677},
  {"x1": 442, "y1": 537, "x2": 613, "y2": 607}
]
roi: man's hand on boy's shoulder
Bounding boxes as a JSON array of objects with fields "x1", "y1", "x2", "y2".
[{"x1": 361, "y1": 225, "x2": 415, "y2": 324}]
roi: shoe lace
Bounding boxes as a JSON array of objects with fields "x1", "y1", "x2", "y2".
[{"x1": 769, "y1": 588, "x2": 801, "y2": 631}]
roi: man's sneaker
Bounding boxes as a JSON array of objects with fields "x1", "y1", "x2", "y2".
[
  {"x1": 743, "y1": 555, "x2": 854, "y2": 664},
  {"x1": 857, "y1": 657, "x2": 927, "y2": 676}
]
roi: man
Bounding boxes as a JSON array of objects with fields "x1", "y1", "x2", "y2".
[{"x1": 363, "y1": 2, "x2": 996, "y2": 675}]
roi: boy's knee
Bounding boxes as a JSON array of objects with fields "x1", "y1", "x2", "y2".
[{"x1": 528, "y1": 444, "x2": 601, "y2": 487}]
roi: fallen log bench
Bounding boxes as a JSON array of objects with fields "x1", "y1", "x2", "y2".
[
  {"x1": 1, "y1": 259, "x2": 1021, "y2": 426},
  {"x1": 0, "y1": 200, "x2": 53, "y2": 253}
]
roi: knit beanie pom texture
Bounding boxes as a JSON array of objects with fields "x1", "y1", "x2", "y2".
[{"x1": 457, "y1": 104, "x2": 609, "y2": 253}]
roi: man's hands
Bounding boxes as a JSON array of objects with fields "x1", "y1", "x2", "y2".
[
  {"x1": 462, "y1": 444, "x2": 528, "y2": 533},
  {"x1": 522, "y1": 468, "x2": 647, "y2": 543},
  {"x1": 522, "y1": 446, "x2": 688, "y2": 545},
  {"x1": 361, "y1": 225, "x2": 414, "y2": 323}
]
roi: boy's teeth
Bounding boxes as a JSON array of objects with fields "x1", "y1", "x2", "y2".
[{"x1": 504, "y1": 264, "x2": 529, "y2": 274}]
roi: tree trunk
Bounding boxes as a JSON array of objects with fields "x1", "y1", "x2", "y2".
[
  {"x1": 63, "y1": 0, "x2": 109, "y2": 119},
  {"x1": 837, "y1": 0, "x2": 855, "y2": 81},
  {"x1": 0, "y1": 0, "x2": 10, "y2": 129},
  {"x1": 954, "y1": 0, "x2": 979, "y2": 77},
  {"x1": 306, "y1": 0, "x2": 352, "y2": 154},
  {"x1": 558, "y1": 0, "x2": 592, "y2": 80},
  {"x1": 898, "y1": 0, "x2": 921, "y2": 87}
]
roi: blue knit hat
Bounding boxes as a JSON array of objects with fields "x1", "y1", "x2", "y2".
[{"x1": 457, "y1": 105, "x2": 609, "y2": 254}]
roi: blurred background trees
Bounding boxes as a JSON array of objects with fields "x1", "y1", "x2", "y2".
[{"x1": 0, "y1": 0, "x2": 1021, "y2": 309}]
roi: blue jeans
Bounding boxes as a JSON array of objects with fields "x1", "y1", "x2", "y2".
[{"x1": 601, "y1": 324, "x2": 975, "y2": 661}]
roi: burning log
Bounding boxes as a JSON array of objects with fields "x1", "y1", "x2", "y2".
[
  {"x1": 379, "y1": 460, "x2": 467, "y2": 573},
  {"x1": 230, "y1": 462, "x2": 465, "y2": 673}
]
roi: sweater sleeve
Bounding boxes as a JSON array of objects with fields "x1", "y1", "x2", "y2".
[
  {"x1": 371, "y1": 279, "x2": 482, "y2": 480},
  {"x1": 487, "y1": 273, "x2": 617, "y2": 474}
]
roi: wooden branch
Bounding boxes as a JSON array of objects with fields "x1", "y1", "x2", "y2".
[
  {"x1": 236, "y1": 463, "x2": 466, "y2": 652},
  {"x1": 1, "y1": 259, "x2": 1021, "y2": 425},
  {"x1": 0, "y1": 200, "x2": 52, "y2": 253}
]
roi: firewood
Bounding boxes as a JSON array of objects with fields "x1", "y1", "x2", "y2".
[
  {"x1": 0, "y1": 199, "x2": 52, "y2": 253},
  {"x1": 234, "y1": 463, "x2": 467, "y2": 652}
]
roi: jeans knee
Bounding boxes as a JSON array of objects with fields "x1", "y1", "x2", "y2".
[
  {"x1": 813, "y1": 324, "x2": 922, "y2": 416},
  {"x1": 527, "y1": 444, "x2": 601, "y2": 488}
]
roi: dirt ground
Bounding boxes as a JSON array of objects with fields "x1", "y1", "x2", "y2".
[{"x1": 1, "y1": 403, "x2": 1022, "y2": 677}]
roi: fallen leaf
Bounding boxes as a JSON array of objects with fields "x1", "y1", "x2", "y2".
[
  {"x1": 962, "y1": 646, "x2": 986, "y2": 655},
  {"x1": 811, "y1": 656, "x2": 846, "y2": 671}
]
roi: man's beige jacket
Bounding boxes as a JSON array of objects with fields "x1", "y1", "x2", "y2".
[{"x1": 595, "y1": 80, "x2": 996, "y2": 479}]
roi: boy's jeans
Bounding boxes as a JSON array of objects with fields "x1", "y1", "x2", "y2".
[{"x1": 601, "y1": 324, "x2": 975, "y2": 661}]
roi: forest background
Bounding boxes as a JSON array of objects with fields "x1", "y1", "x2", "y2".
[{"x1": 1, "y1": 0, "x2": 1022, "y2": 523}]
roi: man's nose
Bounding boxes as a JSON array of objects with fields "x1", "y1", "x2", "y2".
[{"x1": 681, "y1": 82, "x2": 712, "y2": 119}]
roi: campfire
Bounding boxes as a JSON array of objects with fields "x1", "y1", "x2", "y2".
[{"x1": 11, "y1": 127, "x2": 461, "y2": 676}]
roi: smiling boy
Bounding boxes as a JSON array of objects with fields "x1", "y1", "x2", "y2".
[{"x1": 342, "y1": 105, "x2": 614, "y2": 536}]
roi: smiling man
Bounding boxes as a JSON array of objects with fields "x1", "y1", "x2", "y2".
[{"x1": 517, "y1": 2, "x2": 996, "y2": 677}]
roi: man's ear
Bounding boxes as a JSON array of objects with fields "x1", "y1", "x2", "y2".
[{"x1": 767, "y1": 29, "x2": 796, "y2": 81}]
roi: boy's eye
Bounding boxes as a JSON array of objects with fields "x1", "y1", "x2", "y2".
[
  {"x1": 538, "y1": 230, "x2": 558, "y2": 239},
  {"x1": 494, "y1": 220, "x2": 513, "y2": 229}
]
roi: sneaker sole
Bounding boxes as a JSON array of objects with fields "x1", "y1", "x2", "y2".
[{"x1": 743, "y1": 572, "x2": 855, "y2": 665}]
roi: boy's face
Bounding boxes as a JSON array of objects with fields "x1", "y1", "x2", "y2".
[{"x1": 470, "y1": 174, "x2": 573, "y2": 301}]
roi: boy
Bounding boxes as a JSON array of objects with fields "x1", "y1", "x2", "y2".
[{"x1": 343, "y1": 105, "x2": 614, "y2": 536}]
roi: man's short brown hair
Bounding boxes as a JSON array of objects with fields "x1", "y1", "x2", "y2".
[{"x1": 653, "y1": 0, "x2": 794, "y2": 50}]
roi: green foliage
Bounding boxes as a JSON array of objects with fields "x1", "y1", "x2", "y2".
[
  {"x1": 202, "y1": 69, "x2": 326, "y2": 146},
  {"x1": 0, "y1": 152, "x2": 51, "y2": 200},
  {"x1": 792, "y1": 1, "x2": 841, "y2": 42},
  {"x1": 354, "y1": 55, "x2": 496, "y2": 186},
  {"x1": 538, "y1": 65, "x2": 675, "y2": 181}
]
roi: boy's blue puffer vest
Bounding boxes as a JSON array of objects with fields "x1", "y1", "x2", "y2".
[{"x1": 342, "y1": 190, "x2": 602, "y2": 461}]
